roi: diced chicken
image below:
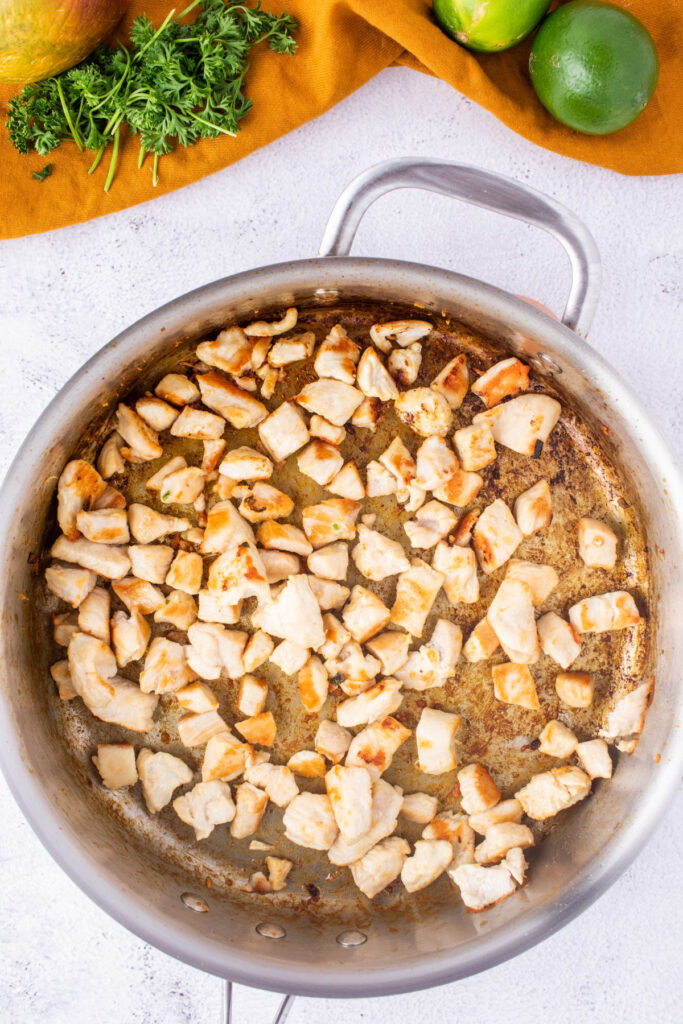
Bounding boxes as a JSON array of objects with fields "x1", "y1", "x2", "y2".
[
  {"x1": 135, "y1": 395, "x2": 179, "y2": 432},
  {"x1": 139, "y1": 636, "x2": 196, "y2": 694},
  {"x1": 237, "y1": 674, "x2": 268, "y2": 717},
  {"x1": 601, "y1": 677, "x2": 654, "y2": 740},
  {"x1": 45, "y1": 564, "x2": 97, "y2": 608},
  {"x1": 202, "y1": 732, "x2": 251, "y2": 782},
  {"x1": 473, "y1": 499, "x2": 522, "y2": 574},
  {"x1": 401, "y1": 792, "x2": 438, "y2": 825},
  {"x1": 235, "y1": 711, "x2": 277, "y2": 747},
  {"x1": 196, "y1": 372, "x2": 266, "y2": 429},
  {"x1": 463, "y1": 618, "x2": 500, "y2": 663},
  {"x1": 202, "y1": 440, "x2": 226, "y2": 474},
  {"x1": 159, "y1": 466, "x2": 206, "y2": 505},
  {"x1": 371, "y1": 320, "x2": 431, "y2": 352},
  {"x1": 514, "y1": 479, "x2": 553, "y2": 536},
  {"x1": 346, "y1": 716, "x2": 411, "y2": 780},
  {"x1": 155, "y1": 373, "x2": 199, "y2": 405},
  {"x1": 244, "y1": 308, "x2": 298, "y2": 337},
  {"x1": 453, "y1": 421, "x2": 497, "y2": 472},
  {"x1": 327, "y1": 461, "x2": 365, "y2": 500},
  {"x1": 207, "y1": 542, "x2": 270, "y2": 606},
  {"x1": 260, "y1": 550, "x2": 301, "y2": 584},
  {"x1": 95, "y1": 486, "x2": 127, "y2": 512},
  {"x1": 430, "y1": 353, "x2": 468, "y2": 409},
  {"x1": 458, "y1": 764, "x2": 500, "y2": 815},
  {"x1": 326, "y1": 764, "x2": 374, "y2": 843},
  {"x1": 398, "y1": 482, "x2": 427, "y2": 513},
  {"x1": 474, "y1": 394, "x2": 561, "y2": 456},
  {"x1": 356, "y1": 347, "x2": 399, "y2": 401},
  {"x1": 238, "y1": 482, "x2": 294, "y2": 524},
  {"x1": 471, "y1": 357, "x2": 530, "y2": 408},
  {"x1": 342, "y1": 586, "x2": 391, "y2": 643},
  {"x1": 556, "y1": 671, "x2": 594, "y2": 709},
  {"x1": 287, "y1": 750, "x2": 327, "y2": 778},
  {"x1": 307, "y1": 575, "x2": 350, "y2": 612},
  {"x1": 297, "y1": 655, "x2": 329, "y2": 712},
  {"x1": 297, "y1": 440, "x2": 344, "y2": 486},
  {"x1": 404, "y1": 500, "x2": 456, "y2": 550},
  {"x1": 516, "y1": 765, "x2": 592, "y2": 820},
  {"x1": 313, "y1": 324, "x2": 360, "y2": 384},
  {"x1": 397, "y1": 619, "x2": 462, "y2": 692},
  {"x1": 351, "y1": 397, "x2": 382, "y2": 432},
  {"x1": 257, "y1": 401, "x2": 310, "y2": 462},
  {"x1": 317, "y1": 614, "x2": 351, "y2": 660},
  {"x1": 492, "y1": 662, "x2": 540, "y2": 710},
  {"x1": 257, "y1": 521, "x2": 312, "y2": 557},
  {"x1": 415, "y1": 707, "x2": 462, "y2": 774},
  {"x1": 230, "y1": 782, "x2": 269, "y2": 839},
  {"x1": 307, "y1": 542, "x2": 349, "y2": 581},
  {"x1": 177, "y1": 681, "x2": 219, "y2": 714},
  {"x1": 537, "y1": 611, "x2": 581, "y2": 669},
  {"x1": 366, "y1": 460, "x2": 398, "y2": 497},
  {"x1": 77, "y1": 586, "x2": 110, "y2": 642},
  {"x1": 394, "y1": 387, "x2": 452, "y2": 437},
  {"x1": 169, "y1": 405, "x2": 225, "y2": 440},
  {"x1": 111, "y1": 609, "x2": 150, "y2": 667},
  {"x1": 468, "y1": 799, "x2": 523, "y2": 836},
  {"x1": 238, "y1": 630, "x2": 273, "y2": 674},
  {"x1": 401, "y1": 839, "x2": 453, "y2": 893},
  {"x1": 267, "y1": 332, "x2": 315, "y2": 367},
  {"x1": 196, "y1": 325, "x2": 253, "y2": 374},
  {"x1": 296, "y1": 379, "x2": 364, "y2": 426},
  {"x1": 538, "y1": 719, "x2": 578, "y2": 759},
  {"x1": 327, "y1": 777, "x2": 403, "y2": 865},
  {"x1": 282, "y1": 792, "x2": 341, "y2": 854},
  {"x1": 53, "y1": 612, "x2": 78, "y2": 647},
  {"x1": 246, "y1": 765, "x2": 298, "y2": 808},
  {"x1": 253, "y1": 574, "x2": 324, "y2": 649},
  {"x1": 137, "y1": 748, "x2": 193, "y2": 813},
  {"x1": 302, "y1": 498, "x2": 361, "y2": 549},
  {"x1": 92, "y1": 742, "x2": 138, "y2": 789},
  {"x1": 112, "y1": 577, "x2": 165, "y2": 614},
  {"x1": 201, "y1": 503, "x2": 255, "y2": 555},
  {"x1": 315, "y1": 719, "x2": 353, "y2": 764},
  {"x1": 76, "y1": 508, "x2": 129, "y2": 546},
  {"x1": 178, "y1": 709, "x2": 230, "y2": 747},
  {"x1": 97, "y1": 435, "x2": 125, "y2": 480},
  {"x1": 128, "y1": 504, "x2": 190, "y2": 544},
  {"x1": 265, "y1": 856, "x2": 293, "y2": 892},
  {"x1": 578, "y1": 517, "x2": 618, "y2": 570},
  {"x1": 219, "y1": 446, "x2": 273, "y2": 482},
  {"x1": 432, "y1": 542, "x2": 478, "y2": 606},
  {"x1": 576, "y1": 739, "x2": 613, "y2": 779},
  {"x1": 337, "y1": 678, "x2": 403, "y2": 728},
  {"x1": 350, "y1": 837, "x2": 410, "y2": 899},
  {"x1": 505, "y1": 560, "x2": 558, "y2": 607},
  {"x1": 414, "y1": 435, "x2": 457, "y2": 491},
  {"x1": 391, "y1": 559, "x2": 444, "y2": 637},
  {"x1": 309, "y1": 415, "x2": 346, "y2": 446},
  {"x1": 569, "y1": 591, "x2": 642, "y2": 634},
  {"x1": 351, "y1": 524, "x2": 410, "y2": 582},
  {"x1": 116, "y1": 404, "x2": 162, "y2": 461},
  {"x1": 195, "y1": 589, "x2": 238, "y2": 625},
  {"x1": 324, "y1": 641, "x2": 380, "y2": 694},
  {"x1": 186, "y1": 622, "x2": 247, "y2": 680},
  {"x1": 166, "y1": 551, "x2": 203, "y2": 594},
  {"x1": 83, "y1": 671, "x2": 157, "y2": 731},
  {"x1": 388, "y1": 342, "x2": 422, "y2": 387},
  {"x1": 365, "y1": 631, "x2": 411, "y2": 675},
  {"x1": 173, "y1": 780, "x2": 235, "y2": 840},
  {"x1": 451, "y1": 860, "x2": 518, "y2": 912},
  {"x1": 379, "y1": 438, "x2": 417, "y2": 488},
  {"x1": 423, "y1": 811, "x2": 475, "y2": 868},
  {"x1": 127, "y1": 544, "x2": 174, "y2": 585},
  {"x1": 51, "y1": 535, "x2": 130, "y2": 580},
  {"x1": 433, "y1": 468, "x2": 483, "y2": 509},
  {"x1": 145, "y1": 456, "x2": 187, "y2": 494}
]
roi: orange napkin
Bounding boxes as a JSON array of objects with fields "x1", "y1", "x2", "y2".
[{"x1": 0, "y1": 0, "x2": 680, "y2": 240}]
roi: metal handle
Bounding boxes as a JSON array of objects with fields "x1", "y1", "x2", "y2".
[
  {"x1": 222, "y1": 980, "x2": 295, "y2": 1023},
  {"x1": 318, "y1": 158, "x2": 601, "y2": 338}
]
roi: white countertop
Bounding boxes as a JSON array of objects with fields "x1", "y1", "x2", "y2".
[{"x1": 1, "y1": 65, "x2": 681, "y2": 1023}]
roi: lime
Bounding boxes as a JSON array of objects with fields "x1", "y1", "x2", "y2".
[
  {"x1": 529, "y1": 1, "x2": 659, "y2": 135},
  {"x1": 433, "y1": 0, "x2": 550, "y2": 52}
]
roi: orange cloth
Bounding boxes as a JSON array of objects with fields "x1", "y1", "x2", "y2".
[{"x1": 0, "y1": 0, "x2": 680, "y2": 240}]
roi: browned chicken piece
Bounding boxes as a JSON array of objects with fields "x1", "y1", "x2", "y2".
[
  {"x1": 137, "y1": 749, "x2": 193, "y2": 814},
  {"x1": 556, "y1": 671, "x2": 594, "y2": 708},
  {"x1": 569, "y1": 592, "x2": 642, "y2": 633},
  {"x1": 394, "y1": 387, "x2": 452, "y2": 437},
  {"x1": 51, "y1": 535, "x2": 131, "y2": 580},
  {"x1": 468, "y1": 799, "x2": 523, "y2": 836},
  {"x1": 462, "y1": 618, "x2": 499, "y2": 663},
  {"x1": 145, "y1": 456, "x2": 187, "y2": 493},
  {"x1": 201, "y1": 499, "x2": 255, "y2": 553},
  {"x1": 242, "y1": 630, "x2": 275, "y2": 673},
  {"x1": 178, "y1": 709, "x2": 230, "y2": 748},
  {"x1": 327, "y1": 778, "x2": 403, "y2": 866},
  {"x1": 404, "y1": 500, "x2": 457, "y2": 550},
  {"x1": 116, "y1": 404, "x2": 163, "y2": 461},
  {"x1": 128, "y1": 544, "x2": 174, "y2": 584},
  {"x1": 244, "y1": 308, "x2": 298, "y2": 337},
  {"x1": 391, "y1": 559, "x2": 444, "y2": 637},
  {"x1": 316, "y1": 719, "x2": 354, "y2": 765},
  {"x1": 326, "y1": 764, "x2": 374, "y2": 843},
  {"x1": 166, "y1": 551, "x2": 203, "y2": 594},
  {"x1": 458, "y1": 764, "x2": 500, "y2": 815},
  {"x1": 327, "y1": 461, "x2": 366, "y2": 500},
  {"x1": 416, "y1": 708, "x2": 463, "y2": 774},
  {"x1": 451, "y1": 858, "x2": 520, "y2": 912},
  {"x1": 342, "y1": 585, "x2": 391, "y2": 643},
  {"x1": 128, "y1": 504, "x2": 190, "y2": 544},
  {"x1": 471, "y1": 357, "x2": 530, "y2": 408},
  {"x1": 207, "y1": 542, "x2": 270, "y2": 606},
  {"x1": 287, "y1": 750, "x2": 327, "y2": 778},
  {"x1": 414, "y1": 435, "x2": 457, "y2": 491},
  {"x1": 112, "y1": 576, "x2": 165, "y2": 614},
  {"x1": 159, "y1": 466, "x2": 206, "y2": 505},
  {"x1": 176, "y1": 681, "x2": 219, "y2": 714},
  {"x1": 577, "y1": 517, "x2": 618, "y2": 570},
  {"x1": 505, "y1": 560, "x2": 559, "y2": 606},
  {"x1": 345, "y1": 716, "x2": 411, "y2": 780},
  {"x1": 235, "y1": 711, "x2": 277, "y2": 747},
  {"x1": 298, "y1": 655, "x2": 329, "y2": 713},
  {"x1": 257, "y1": 521, "x2": 311, "y2": 556},
  {"x1": 53, "y1": 611, "x2": 78, "y2": 647},
  {"x1": 433, "y1": 467, "x2": 483, "y2": 508},
  {"x1": 155, "y1": 373, "x2": 199, "y2": 406},
  {"x1": 92, "y1": 743, "x2": 138, "y2": 789},
  {"x1": 309, "y1": 414, "x2": 346, "y2": 446},
  {"x1": 336, "y1": 678, "x2": 403, "y2": 728},
  {"x1": 356, "y1": 347, "x2": 399, "y2": 401},
  {"x1": 600, "y1": 676, "x2": 654, "y2": 742},
  {"x1": 472, "y1": 499, "x2": 523, "y2": 574},
  {"x1": 45, "y1": 564, "x2": 97, "y2": 608},
  {"x1": 238, "y1": 482, "x2": 294, "y2": 524},
  {"x1": 258, "y1": 400, "x2": 310, "y2": 461},
  {"x1": 430, "y1": 353, "x2": 468, "y2": 409},
  {"x1": 308, "y1": 542, "x2": 349, "y2": 581},
  {"x1": 514, "y1": 479, "x2": 553, "y2": 536},
  {"x1": 351, "y1": 397, "x2": 382, "y2": 432},
  {"x1": 488, "y1": 577, "x2": 539, "y2": 664},
  {"x1": 575, "y1": 739, "x2": 613, "y2": 779},
  {"x1": 270, "y1": 639, "x2": 309, "y2": 674},
  {"x1": 282, "y1": 792, "x2": 338, "y2": 850},
  {"x1": 78, "y1": 586, "x2": 110, "y2": 642},
  {"x1": 230, "y1": 783, "x2": 269, "y2": 839},
  {"x1": 515, "y1": 765, "x2": 591, "y2": 820},
  {"x1": 202, "y1": 733, "x2": 252, "y2": 782},
  {"x1": 537, "y1": 611, "x2": 581, "y2": 669},
  {"x1": 352, "y1": 524, "x2": 410, "y2": 581},
  {"x1": 388, "y1": 342, "x2": 422, "y2": 387},
  {"x1": 202, "y1": 440, "x2": 226, "y2": 473},
  {"x1": 196, "y1": 371, "x2": 267, "y2": 429},
  {"x1": 313, "y1": 324, "x2": 360, "y2": 384},
  {"x1": 453, "y1": 421, "x2": 497, "y2": 472},
  {"x1": 139, "y1": 636, "x2": 197, "y2": 693},
  {"x1": 97, "y1": 434, "x2": 125, "y2": 480},
  {"x1": 424, "y1": 811, "x2": 475, "y2": 869},
  {"x1": 296, "y1": 379, "x2": 365, "y2": 426},
  {"x1": 135, "y1": 395, "x2": 179, "y2": 432},
  {"x1": 400, "y1": 792, "x2": 439, "y2": 825},
  {"x1": 266, "y1": 856, "x2": 294, "y2": 892},
  {"x1": 253, "y1": 574, "x2": 325, "y2": 649},
  {"x1": 297, "y1": 440, "x2": 344, "y2": 486},
  {"x1": 365, "y1": 631, "x2": 411, "y2": 675},
  {"x1": 432, "y1": 542, "x2": 479, "y2": 605},
  {"x1": 401, "y1": 839, "x2": 454, "y2": 893},
  {"x1": 197, "y1": 325, "x2": 253, "y2": 374},
  {"x1": 57, "y1": 459, "x2": 108, "y2": 540},
  {"x1": 219, "y1": 446, "x2": 273, "y2": 481},
  {"x1": 350, "y1": 837, "x2": 411, "y2": 899},
  {"x1": 370, "y1": 319, "x2": 431, "y2": 352},
  {"x1": 260, "y1": 550, "x2": 301, "y2": 584},
  {"x1": 302, "y1": 498, "x2": 361, "y2": 549},
  {"x1": 492, "y1": 662, "x2": 539, "y2": 710},
  {"x1": 170, "y1": 405, "x2": 225, "y2": 440},
  {"x1": 473, "y1": 394, "x2": 561, "y2": 456},
  {"x1": 366, "y1": 460, "x2": 399, "y2": 497},
  {"x1": 538, "y1": 720, "x2": 579, "y2": 758},
  {"x1": 197, "y1": 589, "x2": 240, "y2": 625},
  {"x1": 111, "y1": 609, "x2": 150, "y2": 667},
  {"x1": 267, "y1": 332, "x2": 315, "y2": 367},
  {"x1": 154, "y1": 590, "x2": 198, "y2": 631},
  {"x1": 173, "y1": 780, "x2": 236, "y2": 840}
]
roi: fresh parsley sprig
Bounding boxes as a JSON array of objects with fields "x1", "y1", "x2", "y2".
[{"x1": 6, "y1": 0, "x2": 297, "y2": 191}]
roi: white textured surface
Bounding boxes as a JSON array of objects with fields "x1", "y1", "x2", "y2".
[{"x1": 1, "y1": 66, "x2": 682, "y2": 1023}]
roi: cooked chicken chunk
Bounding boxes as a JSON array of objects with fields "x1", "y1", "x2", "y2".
[
  {"x1": 468, "y1": 799, "x2": 523, "y2": 836},
  {"x1": 257, "y1": 521, "x2": 311, "y2": 557},
  {"x1": 297, "y1": 655, "x2": 329, "y2": 712},
  {"x1": 128, "y1": 504, "x2": 190, "y2": 544},
  {"x1": 537, "y1": 611, "x2": 581, "y2": 669},
  {"x1": 86, "y1": 674, "x2": 158, "y2": 732},
  {"x1": 239, "y1": 630, "x2": 274, "y2": 674},
  {"x1": 93, "y1": 487, "x2": 126, "y2": 511},
  {"x1": 239, "y1": 482, "x2": 294, "y2": 523},
  {"x1": 351, "y1": 397, "x2": 382, "y2": 432},
  {"x1": 346, "y1": 716, "x2": 411, "y2": 780},
  {"x1": 263, "y1": 856, "x2": 293, "y2": 892},
  {"x1": 195, "y1": 589, "x2": 239, "y2": 625},
  {"x1": 601, "y1": 677, "x2": 654, "y2": 740},
  {"x1": 471, "y1": 357, "x2": 530, "y2": 408},
  {"x1": 128, "y1": 544, "x2": 174, "y2": 584},
  {"x1": 394, "y1": 387, "x2": 452, "y2": 437},
  {"x1": 112, "y1": 577, "x2": 165, "y2": 614},
  {"x1": 400, "y1": 792, "x2": 439, "y2": 825},
  {"x1": 414, "y1": 435, "x2": 457, "y2": 491},
  {"x1": 45, "y1": 564, "x2": 97, "y2": 608},
  {"x1": 178, "y1": 709, "x2": 230, "y2": 747},
  {"x1": 155, "y1": 373, "x2": 199, "y2": 406},
  {"x1": 451, "y1": 859, "x2": 518, "y2": 912},
  {"x1": 310, "y1": 576, "x2": 351, "y2": 612},
  {"x1": 51, "y1": 535, "x2": 131, "y2": 580},
  {"x1": 297, "y1": 440, "x2": 344, "y2": 486},
  {"x1": 514, "y1": 479, "x2": 553, "y2": 536},
  {"x1": 76, "y1": 508, "x2": 129, "y2": 545},
  {"x1": 342, "y1": 585, "x2": 391, "y2": 643},
  {"x1": 474, "y1": 394, "x2": 561, "y2": 455},
  {"x1": 453, "y1": 421, "x2": 497, "y2": 472},
  {"x1": 145, "y1": 456, "x2": 187, "y2": 494},
  {"x1": 430, "y1": 353, "x2": 468, "y2": 409},
  {"x1": 201, "y1": 502, "x2": 255, "y2": 554},
  {"x1": 538, "y1": 719, "x2": 578, "y2": 758},
  {"x1": 365, "y1": 631, "x2": 411, "y2": 675},
  {"x1": 196, "y1": 372, "x2": 266, "y2": 429},
  {"x1": 505, "y1": 560, "x2": 558, "y2": 606},
  {"x1": 401, "y1": 839, "x2": 453, "y2": 893},
  {"x1": 462, "y1": 617, "x2": 500, "y2": 663},
  {"x1": 159, "y1": 466, "x2": 206, "y2": 505},
  {"x1": 315, "y1": 719, "x2": 353, "y2": 764},
  {"x1": 302, "y1": 498, "x2": 361, "y2": 548},
  {"x1": 196, "y1": 325, "x2": 253, "y2": 374},
  {"x1": 423, "y1": 811, "x2": 475, "y2": 868},
  {"x1": 458, "y1": 764, "x2": 500, "y2": 815},
  {"x1": 268, "y1": 332, "x2": 315, "y2": 367},
  {"x1": 404, "y1": 500, "x2": 457, "y2": 549},
  {"x1": 488, "y1": 577, "x2": 538, "y2": 665},
  {"x1": 515, "y1": 765, "x2": 591, "y2": 820},
  {"x1": 244, "y1": 308, "x2": 298, "y2": 337},
  {"x1": 356, "y1": 347, "x2": 399, "y2": 400},
  {"x1": 388, "y1": 342, "x2": 422, "y2": 386},
  {"x1": 137, "y1": 748, "x2": 193, "y2": 813},
  {"x1": 391, "y1": 559, "x2": 444, "y2": 636},
  {"x1": 271, "y1": 639, "x2": 309, "y2": 674},
  {"x1": 111, "y1": 609, "x2": 150, "y2": 667},
  {"x1": 327, "y1": 461, "x2": 365, "y2": 500},
  {"x1": 173, "y1": 780, "x2": 236, "y2": 840},
  {"x1": 351, "y1": 524, "x2": 410, "y2": 581},
  {"x1": 257, "y1": 401, "x2": 310, "y2": 462},
  {"x1": 253, "y1": 574, "x2": 324, "y2": 649},
  {"x1": 287, "y1": 750, "x2": 327, "y2": 778},
  {"x1": 433, "y1": 468, "x2": 483, "y2": 508},
  {"x1": 77, "y1": 586, "x2": 110, "y2": 642},
  {"x1": 230, "y1": 782, "x2": 269, "y2": 839},
  {"x1": 324, "y1": 639, "x2": 379, "y2": 689},
  {"x1": 92, "y1": 743, "x2": 138, "y2": 789},
  {"x1": 307, "y1": 542, "x2": 349, "y2": 581},
  {"x1": 556, "y1": 671, "x2": 594, "y2": 708},
  {"x1": 283, "y1": 792, "x2": 339, "y2": 850},
  {"x1": 313, "y1": 324, "x2": 360, "y2": 384},
  {"x1": 569, "y1": 591, "x2": 642, "y2": 633},
  {"x1": 309, "y1": 415, "x2": 346, "y2": 446},
  {"x1": 370, "y1": 320, "x2": 431, "y2": 351},
  {"x1": 207, "y1": 543, "x2": 270, "y2": 606},
  {"x1": 397, "y1": 620, "x2": 461, "y2": 692},
  {"x1": 169, "y1": 405, "x2": 225, "y2": 440},
  {"x1": 234, "y1": 674, "x2": 267, "y2": 718},
  {"x1": 326, "y1": 764, "x2": 374, "y2": 843},
  {"x1": 415, "y1": 706, "x2": 462, "y2": 775},
  {"x1": 350, "y1": 836, "x2": 410, "y2": 899},
  {"x1": 472, "y1": 499, "x2": 522, "y2": 574},
  {"x1": 578, "y1": 517, "x2": 618, "y2": 570},
  {"x1": 259, "y1": 550, "x2": 301, "y2": 584},
  {"x1": 432, "y1": 542, "x2": 478, "y2": 605},
  {"x1": 296, "y1": 379, "x2": 364, "y2": 426},
  {"x1": 202, "y1": 732, "x2": 251, "y2": 782},
  {"x1": 97, "y1": 435, "x2": 125, "y2": 480},
  {"x1": 366, "y1": 459, "x2": 399, "y2": 497},
  {"x1": 139, "y1": 636, "x2": 197, "y2": 694},
  {"x1": 53, "y1": 612, "x2": 78, "y2": 647},
  {"x1": 336, "y1": 678, "x2": 403, "y2": 728},
  {"x1": 219, "y1": 446, "x2": 273, "y2": 482},
  {"x1": 135, "y1": 395, "x2": 179, "y2": 432},
  {"x1": 166, "y1": 551, "x2": 203, "y2": 594},
  {"x1": 202, "y1": 440, "x2": 226, "y2": 473},
  {"x1": 177, "y1": 681, "x2": 219, "y2": 714},
  {"x1": 327, "y1": 777, "x2": 403, "y2": 865},
  {"x1": 575, "y1": 739, "x2": 613, "y2": 779},
  {"x1": 492, "y1": 662, "x2": 539, "y2": 710}
]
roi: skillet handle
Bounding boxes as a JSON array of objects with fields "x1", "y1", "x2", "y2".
[
  {"x1": 318, "y1": 157, "x2": 601, "y2": 339},
  {"x1": 222, "y1": 980, "x2": 295, "y2": 1023}
]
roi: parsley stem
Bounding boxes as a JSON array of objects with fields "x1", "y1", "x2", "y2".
[
  {"x1": 138, "y1": 146, "x2": 146, "y2": 168},
  {"x1": 152, "y1": 152, "x2": 160, "y2": 187},
  {"x1": 104, "y1": 125, "x2": 121, "y2": 192},
  {"x1": 88, "y1": 146, "x2": 106, "y2": 174},
  {"x1": 55, "y1": 79, "x2": 83, "y2": 152},
  {"x1": 188, "y1": 111, "x2": 238, "y2": 136}
]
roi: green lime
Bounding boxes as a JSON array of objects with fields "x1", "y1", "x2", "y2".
[
  {"x1": 433, "y1": 0, "x2": 550, "y2": 52},
  {"x1": 529, "y1": 1, "x2": 659, "y2": 135}
]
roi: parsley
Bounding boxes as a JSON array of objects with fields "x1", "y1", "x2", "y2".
[
  {"x1": 161, "y1": 490, "x2": 171, "y2": 500},
  {"x1": 32, "y1": 163, "x2": 53, "y2": 182},
  {"x1": 6, "y1": 0, "x2": 297, "y2": 191}
]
